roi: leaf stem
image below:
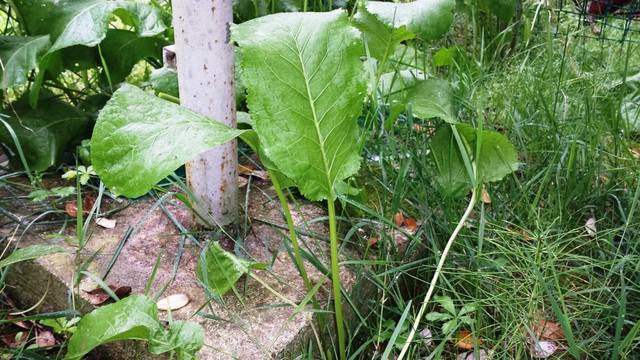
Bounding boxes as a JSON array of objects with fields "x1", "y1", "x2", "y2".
[
  {"x1": 397, "y1": 189, "x2": 478, "y2": 360},
  {"x1": 327, "y1": 198, "x2": 346, "y2": 360},
  {"x1": 270, "y1": 172, "x2": 316, "y2": 303}
]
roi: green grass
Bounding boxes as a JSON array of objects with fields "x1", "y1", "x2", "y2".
[{"x1": 335, "y1": 10, "x2": 640, "y2": 360}]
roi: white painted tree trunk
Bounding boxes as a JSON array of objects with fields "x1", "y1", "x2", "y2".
[{"x1": 172, "y1": 0, "x2": 238, "y2": 226}]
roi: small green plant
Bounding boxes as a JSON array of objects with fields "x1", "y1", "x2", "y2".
[{"x1": 62, "y1": 165, "x2": 97, "y2": 185}]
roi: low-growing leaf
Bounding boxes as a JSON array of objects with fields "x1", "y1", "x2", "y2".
[
  {"x1": 431, "y1": 124, "x2": 519, "y2": 197},
  {"x1": 363, "y1": 0, "x2": 455, "y2": 41},
  {"x1": 91, "y1": 84, "x2": 245, "y2": 197},
  {"x1": 64, "y1": 295, "x2": 161, "y2": 360},
  {"x1": 434, "y1": 295, "x2": 456, "y2": 314},
  {"x1": 425, "y1": 312, "x2": 453, "y2": 322},
  {"x1": 149, "y1": 321, "x2": 204, "y2": 360},
  {"x1": 0, "y1": 35, "x2": 50, "y2": 88},
  {"x1": 0, "y1": 245, "x2": 66, "y2": 269},
  {"x1": 378, "y1": 71, "x2": 454, "y2": 122},
  {"x1": 197, "y1": 242, "x2": 264, "y2": 297},
  {"x1": 0, "y1": 96, "x2": 90, "y2": 171},
  {"x1": 233, "y1": 10, "x2": 366, "y2": 201},
  {"x1": 456, "y1": 124, "x2": 519, "y2": 183}
]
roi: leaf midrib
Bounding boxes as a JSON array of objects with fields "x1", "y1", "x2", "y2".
[{"x1": 292, "y1": 30, "x2": 334, "y2": 198}]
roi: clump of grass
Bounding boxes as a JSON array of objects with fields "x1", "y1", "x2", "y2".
[{"x1": 337, "y1": 9, "x2": 640, "y2": 359}]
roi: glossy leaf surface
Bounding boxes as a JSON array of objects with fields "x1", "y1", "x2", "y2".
[
  {"x1": 0, "y1": 96, "x2": 90, "y2": 171},
  {"x1": 0, "y1": 35, "x2": 50, "y2": 88},
  {"x1": 91, "y1": 84, "x2": 244, "y2": 197},
  {"x1": 13, "y1": 0, "x2": 166, "y2": 52},
  {"x1": 234, "y1": 10, "x2": 366, "y2": 201},
  {"x1": 64, "y1": 295, "x2": 161, "y2": 360},
  {"x1": 0, "y1": 245, "x2": 66, "y2": 269},
  {"x1": 363, "y1": 0, "x2": 455, "y2": 40},
  {"x1": 197, "y1": 242, "x2": 264, "y2": 297}
]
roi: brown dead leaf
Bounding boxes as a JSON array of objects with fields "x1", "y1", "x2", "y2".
[
  {"x1": 367, "y1": 236, "x2": 379, "y2": 247},
  {"x1": 532, "y1": 320, "x2": 564, "y2": 341},
  {"x1": 585, "y1": 217, "x2": 597, "y2": 237},
  {"x1": 457, "y1": 349, "x2": 490, "y2": 360},
  {"x1": 95, "y1": 217, "x2": 116, "y2": 229},
  {"x1": 237, "y1": 176, "x2": 248, "y2": 188},
  {"x1": 84, "y1": 285, "x2": 132, "y2": 306},
  {"x1": 239, "y1": 164, "x2": 268, "y2": 180},
  {"x1": 393, "y1": 212, "x2": 405, "y2": 226},
  {"x1": 404, "y1": 218, "x2": 418, "y2": 232},
  {"x1": 156, "y1": 293, "x2": 190, "y2": 311},
  {"x1": 481, "y1": 187, "x2": 492, "y2": 204},
  {"x1": 455, "y1": 330, "x2": 483, "y2": 350},
  {"x1": 35, "y1": 328, "x2": 56, "y2": 348},
  {"x1": 0, "y1": 332, "x2": 27, "y2": 348},
  {"x1": 530, "y1": 340, "x2": 559, "y2": 358},
  {"x1": 238, "y1": 164, "x2": 255, "y2": 175},
  {"x1": 64, "y1": 195, "x2": 96, "y2": 217},
  {"x1": 630, "y1": 147, "x2": 640, "y2": 159}
]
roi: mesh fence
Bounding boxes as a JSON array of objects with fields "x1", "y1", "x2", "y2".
[{"x1": 554, "y1": 0, "x2": 640, "y2": 43}]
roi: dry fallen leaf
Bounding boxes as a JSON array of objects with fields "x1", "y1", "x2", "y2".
[
  {"x1": 457, "y1": 349, "x2": 490, "y2": 360},
  {"x1": 585, "y1": 217, "x2": 597, "y2": 237},
  {"x1": 95, "y1": 217, "x2": 116, "y2": 229},
  {"x1": 157, "y1": 293, "x2": 190, "y2": 311},
  {"x1": 0, "y1": 332, "x2": 27, "y2": 348},
  {"x1": 238, "y1": 176, "x2": 248, "y2": 188},
  {"x1": 481, "y1": 187, "x2": 492, "y2": 204},
  {"x1": 65, "y1": 195, "x2": 96, "y2": 217},
  {"x1": 367, "y1": 236, "x2": 379, "y2": 247},
  {"x1": 532, "y1": 320, "x2": 564, "y2": 341},
  {"x1": 455, "y1": 330, "x2": 483, "y2": 350},
  {"x1": 238, "y1": 164, "x2": 255, "y2": 176},
  {"x1": 530, "y1": 340, "x2": 558, "y2": 358},
  {"x1": 35, "y1": 328, "x2": 56, "y2": 348},
  {"x1": 393, "y1": 212, "x2": 405, "y2": 226},
  {"x1": 239, "y1": 164, "x2": 268, "y2": 180},
  {"x1": 404, "y1": 218, "x2": 418, "y2": 232},
  {"x1": 419, "y1": 327, "x2": 433, "y2": 347},
  {"x1": 630, "y1": 147, "x2": 640, "y2": 159},
  {"x1": 84, "y1": 285, "x2": 132, "y2": 306}
]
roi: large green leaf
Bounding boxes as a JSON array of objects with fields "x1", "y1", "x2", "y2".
[
  {"x1": 64, "y1": 295, "x2": 162, "y2": 360},
  {"x1": 0, "y1": 245, "x2": 66, "y2": 269},
  {"x1": 379, "y1": 71, "x2": 454, "y2": 122},
  {"x1": 0, "y1": 35, "x2": 50, "y2": 88},
  {"x1": 100, "y1": 29, "x2": 166, "y2": 85},
  {"x1": 431, "y1": 124, "x2": 519, "y2": 197},
  {"x1": 363, "y1": 0, "x2": 455, "y2": 41},
  {"x1": 13, "y1": 0, "x2": 166, "y2": 52},
  {"x1": 0, "y1": 95, "x2": 90, "y2": 171},
  {"x1": 149, "y1": 321, "x2": 204, "y2": 360},
  {"x1": 197, "y1": 242, "x2": 264, "y2": 297},
  {"x1": 353, "y1": 4, "x2": 414, "y2": 61},
  {"x1": 91, "y1": 84, "x2": 245, "y2": 198},
  {"x1": 233, "y1": 10, "x2": 367, "y2": 201}
]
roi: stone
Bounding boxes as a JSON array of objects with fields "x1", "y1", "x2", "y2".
[{"x1": 0, "y1": 180, "x2": 354, "y2": 359}]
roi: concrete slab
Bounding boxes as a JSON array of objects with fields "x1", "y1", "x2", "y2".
[{"x1": 0, "y1": 179, "x2": 353, "y2": 359}]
